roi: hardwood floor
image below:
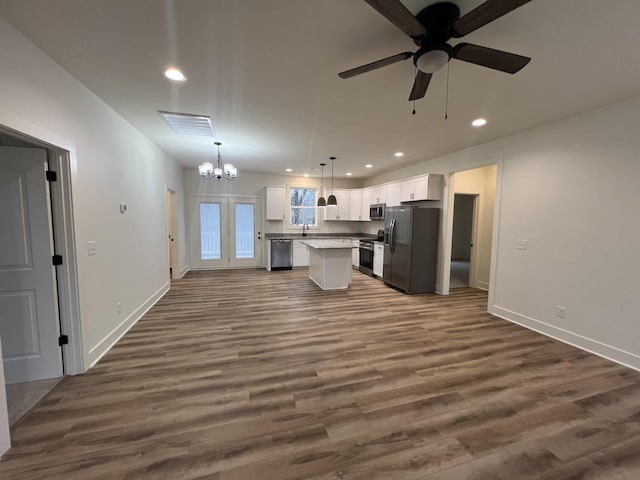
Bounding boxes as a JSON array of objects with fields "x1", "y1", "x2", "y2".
[{"x1": 2, "y1": 268, "x2": 639, "y2": 479}]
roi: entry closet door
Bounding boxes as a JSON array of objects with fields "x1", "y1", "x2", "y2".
[
  {"x1": 0, "y1": 147, "x2": 63, "y2": 383},
  {"x1": 190, "y1": 196, "x2": 262, "y2": 269}
]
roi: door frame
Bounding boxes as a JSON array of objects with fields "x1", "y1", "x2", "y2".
[
  {"x1": 440, "y1": 156, "x2": 503, "y2": 311},
  {"x1": 166, "y1": 188, "x2": 178, "y2": 279},
  {"x1": 189, "y1": 193, "x2": 262, "y2": 269},
  {"x1": 450, "y1": 193, "x2": 479, "y2": 288},
  {"x1": 0, "y1": 125, "x2": 84, "y2": 376}
]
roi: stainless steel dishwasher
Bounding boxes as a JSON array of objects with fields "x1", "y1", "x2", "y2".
[{"x1": 270, "y1": 239, "x2": 293, "y2": 270}]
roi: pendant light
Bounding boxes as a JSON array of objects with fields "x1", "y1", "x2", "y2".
[
  {"x1": 317, "y1": 163, "x2": 327, "y2": 207},
  {"x1": 327, "y1": 156, "x2": 337, "y2": 206}
]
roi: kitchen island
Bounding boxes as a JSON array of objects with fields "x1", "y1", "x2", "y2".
[{"x1": 300, "y1": 239, "x2": 354, "y2": 290}]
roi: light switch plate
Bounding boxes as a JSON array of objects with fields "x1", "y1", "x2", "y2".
[
  {"x1": 88, "y1": 241, "x2": 97, "y2": 256},
  {"x1": 516, "y1": 239, "x2": 528, "y2": 250}
]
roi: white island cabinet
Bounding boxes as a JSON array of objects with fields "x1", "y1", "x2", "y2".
[{"x1": 300, "y1": 239, "x2": 354, "y2": 290}]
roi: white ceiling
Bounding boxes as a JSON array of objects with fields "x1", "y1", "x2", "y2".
[{"x1": 1, "y1": 0, "x2": 639, "y2": 179}]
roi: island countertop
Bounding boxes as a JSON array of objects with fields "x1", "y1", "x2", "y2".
[{"x1": 299, "y1": 239, "x2": 355, "y2": 249}]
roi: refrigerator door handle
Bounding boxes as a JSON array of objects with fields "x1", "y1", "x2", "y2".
[{"x1": 390, "y1": 218, "x2": 396, "y2": 253}]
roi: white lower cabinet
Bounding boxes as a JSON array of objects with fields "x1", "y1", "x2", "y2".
[
  {"x1": 293, "y1": 240, "x2": 310, "y2": 267},
  {"x1": 352, "y1": 239, "x2": 359, "y2": 267},
  {"x1": 373, "y1": 243, "x2": 384, "y2": 277}
]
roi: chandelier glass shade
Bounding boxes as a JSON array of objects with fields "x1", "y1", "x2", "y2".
[{"x1": 199, "y1": 142, "x2": 237, "y2": 180}]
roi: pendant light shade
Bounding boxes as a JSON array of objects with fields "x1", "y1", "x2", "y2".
[
  {"x1": 327, "y1": 156, "x2": 337, "y2": 206},
  {"x1": 317, "y1": 163, "x2": 327, "y2": 207}
]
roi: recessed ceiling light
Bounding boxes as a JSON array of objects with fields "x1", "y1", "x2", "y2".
[
  {"x1": 285, "y1": 168, "x2": 292, "y2": 172},
  {"x1": 164, "y1": 68, "x2": 186, "y2": 82},
  {"x1": 472, "y1": 118, "x2": 487, "y2": 127},
  {"x1": 303, "y1": 173, "x2": 309, "y2": 178},
  {"x1": 346, "y1": 172, "x2": 352, "y2": 176},
  {"x1": 394, "y1": 152, "x2": 404, "y2": 157},
  {"x1": 365, "y1": 164, "x2": 373, "y2": 169}
]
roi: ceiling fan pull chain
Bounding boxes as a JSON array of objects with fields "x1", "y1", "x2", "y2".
[{"x1": 445, "y1": 62, "x2": 450, "y2": 120}]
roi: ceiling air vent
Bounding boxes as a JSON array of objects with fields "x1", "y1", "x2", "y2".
[{"x1": 159, "y1": 111, "x2": 214, "y2": 137}]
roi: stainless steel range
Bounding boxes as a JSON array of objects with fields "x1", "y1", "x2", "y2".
[{"x1": 358, "y1": 240, "x2": 374, "y2": 276}]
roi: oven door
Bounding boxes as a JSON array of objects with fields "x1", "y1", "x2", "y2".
[{"x1": 359, "y1": 244, "x2": 374, "y2": 276}]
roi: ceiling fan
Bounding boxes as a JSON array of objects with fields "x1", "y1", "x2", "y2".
[{"x1": 339, "y1": 0, "x2": 532, "y2": 101}]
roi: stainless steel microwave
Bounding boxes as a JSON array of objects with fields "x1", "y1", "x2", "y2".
[{"x1": 369, "y1": 203, "x2": 385, "y2": 220}]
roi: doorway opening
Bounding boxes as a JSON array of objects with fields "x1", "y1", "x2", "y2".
[
  {"x1": 0, "y1": 125, "x2": 83, "y2": 427},
  {"x1": 450, "y1": 194, "x2": 477, "y2": 288},
  {"x1": 189, "y1": 195, "x2": 263, "y2": 269},
  {"x1": 443, "y1": 163, "x2": 498, "y2": 299}
]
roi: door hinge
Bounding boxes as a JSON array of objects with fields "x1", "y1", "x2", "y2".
[
  {"x1": 58, "y1": 335, "x2": 69, "y2": 346},
  {"x1": 52, "y1": 254, "x2": 63, "y2": 266},
  {"x1": 46, "y1": 170, "x2": 57, "y2": 182}
]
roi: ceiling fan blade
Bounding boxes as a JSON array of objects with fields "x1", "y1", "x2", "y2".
[
  {"x1": 452, "y1": 0, "x2": 531, "y2": 37},
  {"x1": 453, "y1": 43, "x2": 530, "y2": 74},
  {"x1": 408, "y1": 71, "x2": 432, "y2": 101},
  {"x1": 364, "y1": 0, "x2": 426, "y2": 39},
  {"x1": 338, "y1": 51, "x2": 413, "y2": 79}
]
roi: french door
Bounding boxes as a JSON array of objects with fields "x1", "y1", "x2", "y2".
[{"x1": 190, "y1": 195, "x2": 262, "y2": 269}]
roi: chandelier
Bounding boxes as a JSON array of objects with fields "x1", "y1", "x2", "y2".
[{"x1": 198, "y1": 141, "x2": 237, "y2": 181}]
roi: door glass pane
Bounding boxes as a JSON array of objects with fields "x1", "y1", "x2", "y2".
[
  {"x1": 200, "y1": 203, "x2": 221, "y2": 259},
  {"x1": 235, "y1": 203, "x2": 254, "y2": 259}
]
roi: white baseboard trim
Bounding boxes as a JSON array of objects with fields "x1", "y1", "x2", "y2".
[
  {"x1": 178, "y1": 265, "x2": 189, "y2": 279},
  {"x1": 87, "y1": 281, "x2": 170, "y2": 368},
  {"x1": 476, "y1": 281, "x2": 489, "y2": 291},
  {"x1": 490, "y1": 305, "x2": 640, "y2": 372}
]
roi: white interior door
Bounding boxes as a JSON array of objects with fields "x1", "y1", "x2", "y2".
[
  {"x1": 190, "y1": 196, "x2": 262, "y2": 269},
  {"x1": 0, "y1": 146, "x2": 63, "y2": 384}
]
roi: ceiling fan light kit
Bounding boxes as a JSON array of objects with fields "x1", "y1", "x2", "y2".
[{"x1": 340, "y1": 0, "x2": 532, "y2": 102}]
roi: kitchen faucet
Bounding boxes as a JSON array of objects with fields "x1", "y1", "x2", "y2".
[{"x1": 302, "y1": 224, "x2": 309, "y2": 236}]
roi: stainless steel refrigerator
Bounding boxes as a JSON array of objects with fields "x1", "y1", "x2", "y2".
[{"x1": 383, "y1": 206, "x2": 440, "y2": 294}]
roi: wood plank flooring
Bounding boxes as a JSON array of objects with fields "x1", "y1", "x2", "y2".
[{"x1": 2, "y1": 268, "x2": 639, "y2": 479}]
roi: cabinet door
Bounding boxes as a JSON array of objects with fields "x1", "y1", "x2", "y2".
[
  {"x1": 292, "y1": 240, "x2": 309, "y2": 267},
  {"x1": 400, "y1": 179, "x2": 415, "y2": 202},
  {"x1": 352, "y1": 239, "x2": 359, "y2": 267},
  {"x1": 361, "y1": 188, "x2": 372, "y2": 221},
  {"x1": 349, "y1": 189, "x2": 362, "y2": 221},
  {"x1": 324, "y1": 189, "x2": 350, "y2": 220},
  {"x1": 265, "y1": 186, "x2": 285, "y2": 220},
  {"x1": 370, "y1": 185, "x2": 386, "y2": 205},
  {"x1": 373, "y1": 244, "x2": 384, "y2": 276},
  {"x1": 386, "y1": 182, "x2": 401, "y2": 207}
]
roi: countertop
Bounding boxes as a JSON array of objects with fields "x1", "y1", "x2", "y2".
[
  {"x1": 300, "y1": 239, "x2": 355, "y2": 249},
  {"x1": 265, "y1": 233, "x2": 375, "y2": 240}
]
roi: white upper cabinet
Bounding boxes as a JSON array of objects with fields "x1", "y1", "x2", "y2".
[
  {"x1": 361, "y1": 188, "x2": 372, "y2": 221},
  {"x1": 385, "y1": 182, "x2": 402, "y2": 207},
  {"x1": 349, "y1": 189, "x2": 362, "y2": 221},
  {"x1": 400, "y1": 174, "x2": 443, "y2": 202},
  {"x1": 265, "y1": 186, "x2": 286, "y2": 220},
  {"x1": 370, "y1": 185, "x2": 386, "y2": 205},
  {"x1": 323, "y1": 189, "x2": 350, "y2": 221}
]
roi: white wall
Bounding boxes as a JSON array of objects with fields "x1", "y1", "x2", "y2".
[
  {"x1": 0, "y1": 18, "x2": 188, "y2": 368},
  {"x1": 368, "y1": 95, "x2": 640, "y2": 370}
]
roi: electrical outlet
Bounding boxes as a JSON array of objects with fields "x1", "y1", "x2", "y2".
[
  {"x1": 555, "y1": 306, "x2": 567, "y2": 319},
  {"x1": 516, "y1": 239, "x2": 528, "y2": 250},
  {"x1": 88, "y1": 241, "x2": 97, "y2": 256},
  {"x1": 116, "y1": 302, "x2": 122, "y2": 315}
]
